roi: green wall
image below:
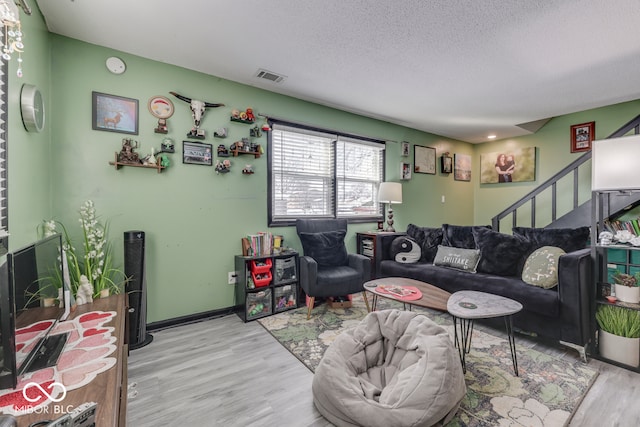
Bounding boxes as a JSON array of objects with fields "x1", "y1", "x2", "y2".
[
  {"x1": 8, "y1": 7, "x2": 640, "y2": 323},
  {"x1": 473, "y1": 99, "x2": 640, "y2": 228}
]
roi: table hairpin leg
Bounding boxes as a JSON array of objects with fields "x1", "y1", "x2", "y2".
[
  {"x1": 452, "y1": 316, "x2": 474, "y2": 374},
  {"x1": 371, "y1": 294, "x2": 378, "y2": 311},
  {"x1": 504, "y1": 315, "x2": 519, "y2": 376}
]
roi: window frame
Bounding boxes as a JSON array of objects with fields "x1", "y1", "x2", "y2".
[{"x1": 267, "y1": 119, "x2": 386, "y2": 227}]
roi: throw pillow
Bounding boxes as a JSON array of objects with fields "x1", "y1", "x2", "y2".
[
  {"x1": 442, "y1": 224, "x2": 491, "y2": 249},
  {"x1": 389, "y1": 236, "x2": 422, "y2": 263},
  {"x1": 406, "y1": 224, "x2": 443, "y2": 262},
  {"x1": 512, "y1": 226, "x2": 589, "y2": 253},
  {"x1": 433, "y1": 245, "x2": 480, "y2": 273},
  {"x1": 521, "y1": 246, "x2": 566, "y2": 289},
  {"x1": 473, "y1": 227, "x2": 531, "y2": 276},
  {"x1": 298, "y1": 230, "x2": 348, "y2": 267}
]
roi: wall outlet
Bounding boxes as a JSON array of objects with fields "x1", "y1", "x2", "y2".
[{"x1": 228, "y1": 271, "x2": 238, "y2": 285}]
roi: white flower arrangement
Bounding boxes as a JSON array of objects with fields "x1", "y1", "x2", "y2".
[{"x1": 41, "y1": 200, "x2": 127, "y2": 299}]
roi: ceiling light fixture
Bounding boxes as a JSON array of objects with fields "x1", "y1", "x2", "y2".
[{"x1": 487, "y1": 134, "x2": 497, "y2": 139}]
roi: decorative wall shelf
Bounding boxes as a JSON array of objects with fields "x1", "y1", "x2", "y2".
[
  {"x1": 231, "y1": 146, "x2": 261, "y2": 158},
  {"x1": 109, "y1": 153, "x2": 165, "y2": 173},
  {"x1": 230, "y1": 117, "x2": 255, "y2": 125}
]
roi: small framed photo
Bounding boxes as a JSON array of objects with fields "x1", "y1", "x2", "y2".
[
  {"x1": 414, "y1": 145, "x2": 436, "y2": 174},
  {"x1": 440, "y1": 155, "x2": 452, "y2": 174},
  {"x1": 570, "y1": 121, "x2": 595, "y2": 153},
  {"x1": 183, "y1": 141, "x2": 213, "y2": 166},
  {"x1": 454, "y1": 153, "x2": 471, "y2": 182},
  {"x1": 401, "y1": 141, "x2": 410, "y2": 157},
  {"x1": 92, "y1": 91, "x2": 138, "y2": 135},
  {"x1": 401, "y1": 162, "x2": 412, "y2": 180}
]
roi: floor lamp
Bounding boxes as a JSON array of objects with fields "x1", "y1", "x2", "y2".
[{"x1": 378, "y1": 182, "x2": 403, "y2": 232}]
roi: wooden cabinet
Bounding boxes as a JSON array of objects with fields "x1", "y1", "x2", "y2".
[
  {"x1": 235, "y1": 251, "x2": 299, "y2": 322},
  {"x1": 16, "y1": 294, "x2": 128, "y2": 426},
  {"x1": 356, "y1": 231, "x2": 405, "y2": 279}
]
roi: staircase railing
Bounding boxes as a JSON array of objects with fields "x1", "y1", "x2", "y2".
[{"x1": 492, "y1": 114, "x2": 640, "y2": 232}]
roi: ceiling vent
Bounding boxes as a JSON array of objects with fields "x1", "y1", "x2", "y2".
[{"x1": 255, "y1": 69, "x2": 286, "y2": 83}]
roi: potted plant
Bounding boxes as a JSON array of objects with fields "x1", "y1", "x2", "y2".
[
  {"x1": 612, "y1": 272, "x2": 640, "y2": 304},
  {"x1": 596, "y1": 304, "x2": 640, "y2": 367}
]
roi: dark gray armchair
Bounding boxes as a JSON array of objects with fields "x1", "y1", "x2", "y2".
[{"x1": 296, "y1": 219, "x2": 371, "y2": 319}]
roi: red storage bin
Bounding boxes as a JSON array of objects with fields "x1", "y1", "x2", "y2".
[
  {"x1": 250, "y1": 258, "x2": 272, "y2": 274},
  {"x1": 251, "y1": 270, "x2": 272, "y2": 287}
]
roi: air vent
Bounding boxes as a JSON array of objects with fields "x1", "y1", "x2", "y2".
[{"x1": 255, "y1": 69, "x2": 286, "y2": 83}]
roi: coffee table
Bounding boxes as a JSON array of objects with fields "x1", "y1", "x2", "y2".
[
  {"x1": 363, "y1": 277, "x2": 451, "y2": 312},
  {"x1": 447, "y1": 290, "x2": 523, "y2": 376}
]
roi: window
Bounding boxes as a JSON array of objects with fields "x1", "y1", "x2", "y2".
[{"x1": 268, "y1": 120, "x2": 385, "y2": 226}]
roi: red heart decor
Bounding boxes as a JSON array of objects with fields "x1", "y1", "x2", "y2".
[
  {"x1": 78, "y1": 312, "x2": 112, "y2": 323},
  {"x1": 83, "y1": 328, "x2": 108, "y2": 337}
]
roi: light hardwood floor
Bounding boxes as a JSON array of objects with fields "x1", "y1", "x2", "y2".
[{"x1": 127, "y1": 312, "x2": 640, "y2": 427}]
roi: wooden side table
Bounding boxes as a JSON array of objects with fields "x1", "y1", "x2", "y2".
[{"x1": 356, "y1": 231, "x2": 405, "y2": 279}]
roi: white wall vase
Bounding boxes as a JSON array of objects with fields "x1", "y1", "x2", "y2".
[
  {"x1": 614, "y1": 284, "x2": 640, "y2": 304},
  {"x1": 599, "y1": 329, "x2": 640, "y2": 367}
]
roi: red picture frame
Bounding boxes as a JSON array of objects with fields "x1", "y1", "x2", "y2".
[{"x1": 570, "y1": 121, "x2": 595, "y2": 153}]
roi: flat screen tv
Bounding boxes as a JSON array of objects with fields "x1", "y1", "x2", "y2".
[{"x1": 0, "y1": 234, "x2": 70, "y2": 390}]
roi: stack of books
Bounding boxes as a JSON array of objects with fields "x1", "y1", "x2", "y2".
[{"x1": 244, "y1": 232, "x2": 273, "y2": 256}]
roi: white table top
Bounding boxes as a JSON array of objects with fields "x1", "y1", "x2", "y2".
[{"x1": 447, "y1": 290, "x2": 523, "y2": 319}]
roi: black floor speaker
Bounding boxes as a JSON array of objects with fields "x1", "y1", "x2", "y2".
[{"x1": 124, "y1": 230, "x2": 153, "y2": 350}]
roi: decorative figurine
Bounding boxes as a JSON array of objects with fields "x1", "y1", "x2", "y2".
[
  {"x1": 160, "y1": 137, "x2": 175, "y2": 153},
  {"x1": 599, "y1": 231, "x2": 614, "y2": 245},
  {"x1": 245, "y1": 108, "x2": 255, "y2": 122},
  {"x1": 215, "y1": 159, "x2": 231, "y2": 174},
  {"x1": 147, "y1": 147, "x2": 157, "y2": 165},
  {"x1": 75, "y1": 275, "x2": 94, "y2": 306},
  {"x1": 169, "y1": 91, "x2": 225, "y2": 139},
  {"x1": 160, "y1": 155, "x2": 170, "y2": 168},
  {"x1": 242, "y1": 164, "x2": 254, "y2": 174},
  {"x1": 118, "y1": 138, "x2": 141, "y2": 164},
  {"x1": 214, "y1": 127, "x2": 228, "y2": 138},
  {"x1": 217, "y1": 144, "x2": 229, "y2": 157},
  {"x1": 250, "y1": 126, "x2": 262, "y2": 138}
]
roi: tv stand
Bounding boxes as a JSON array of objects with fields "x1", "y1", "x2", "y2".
[{"x1": 22, "y1": 332, "x2": 69, "y2": 374}]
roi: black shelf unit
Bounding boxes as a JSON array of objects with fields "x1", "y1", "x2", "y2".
[
  {"x1": 591, "y1": 190, "x2": 640, "y2": 372},
  {"x1": 234, "y1": 251, "x2": 299, "y2": 322}
]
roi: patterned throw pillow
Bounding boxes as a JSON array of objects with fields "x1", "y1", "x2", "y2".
[
  {"x1": 521, "y1": 246, "x2": 566, "y2": 289},
  {"x1": 433, "y1": 245, "x2": 480, "y2": 273},
  {"x1": 390, "y1": 236, "x2": 422, "y2": 263}
]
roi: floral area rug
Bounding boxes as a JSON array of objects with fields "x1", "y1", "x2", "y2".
[{"x1": 258, "y1": 295, "x2": 598, "y2": 427}]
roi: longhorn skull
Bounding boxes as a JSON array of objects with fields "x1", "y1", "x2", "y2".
[{"x1": 170, "y1": 91, "x2": 224, "y2": 137}]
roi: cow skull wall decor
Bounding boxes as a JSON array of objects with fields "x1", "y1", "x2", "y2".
[{"x1": 169, "y1": 91, "x2": 224, "y2": 139}]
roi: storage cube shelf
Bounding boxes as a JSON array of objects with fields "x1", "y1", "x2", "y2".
[{"x1": 235, "y1": 251, "x2": 299, "y2": 322}]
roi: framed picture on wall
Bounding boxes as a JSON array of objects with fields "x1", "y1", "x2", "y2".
[
  {"x1": 183, "y1": 141, "x2": 213, "y2": 166},
  {"x1": 570, "y1": 121, "x2": 595, "y2": 153},
  {"x1": 440, "y1": 154, "x2": 452, "y2": 174},
  {"x1": 454, "y1": 153, "x2": 471, "y2": 181},
  {"x1": 480, "y1": 147, "x2": 536, "y2": 183},
  {"x1": 401, "y1": 141, "x2": 410, "y2": 157},
  {"x1": 92, "y1": 91, "x2": 139, "y2": 135},
  {"x1": 414, "y1": 145, "x2": 436, "y2": 174},
  {"x1": 401, "y1": 162, "x2": 412, "y2": 180}
]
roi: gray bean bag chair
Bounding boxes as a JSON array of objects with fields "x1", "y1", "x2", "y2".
[{"x1": 312, "y1": 309, "x2": 466, "y2": 427}]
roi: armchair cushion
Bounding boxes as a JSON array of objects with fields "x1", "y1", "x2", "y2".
[{"x1": 299, "y1": 230, "x2": 348, "y2": 267}]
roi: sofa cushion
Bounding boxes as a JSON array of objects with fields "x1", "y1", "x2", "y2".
[
  {"x1": 512, "y1": 226, "x2": 589, "y2": 253},
  {"x1": 390, "y1": 236, "x2": 421, "y2": 263},
  {"x1": 433, "y1": 245, "x2": 480, "y2": 273},
  {"x1": 442, "y1": 224, "x2": 491, "y2": 249},
  {"x1": 298, "y1": 230, "x2": 348, "y2": 267},
  {"x1": 473, "y1": 227, "x2": 531, "y2": 276},
  {"x1": 406, "y1": 224, "x2": 443, "y2": 262},
  {"x1": 522, "y1": 246, "x2": 566, "y2": 289}
]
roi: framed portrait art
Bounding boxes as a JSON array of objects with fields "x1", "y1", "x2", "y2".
[
  {"x1": 401, "y1": 141, "x2": 410, "y2": 157},
  {"x1": 480, "y1": 147, "x2": 536, "y2": 184},
  {"x1": 401, "y1": 162, "x2": 412, "y2": 180},
  {"x1": 440, "y1": 154, "x2": 452, "y2": 174},
  {"x1": 92, "y1": 91, "x2": 139, "y2": 135},
  {"x1": 414, "y1": 145, "x2": 436, "y2": 174},
  {"x1": 454, "y1": 154, "x2": 471, "y2": 182},
  {"x1": 570, "y1": 121, "x2": 595, "y2": 153}
]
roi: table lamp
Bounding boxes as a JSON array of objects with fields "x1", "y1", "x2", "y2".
[
  {"x1": 378, "y1": 182, "x2": 403, "y2": 232},
  {"x1": 592, "y1": 134, "x2": 640, "y2": 191}
]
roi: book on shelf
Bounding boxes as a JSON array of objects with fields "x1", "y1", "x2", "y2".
[{"x1": 242, "y1": 232, "x2": 273, "y2": 256}]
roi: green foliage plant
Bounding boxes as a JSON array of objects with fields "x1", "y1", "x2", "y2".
[{"x1": 596, "y1": 305, "x2": 640, "y2": 338}]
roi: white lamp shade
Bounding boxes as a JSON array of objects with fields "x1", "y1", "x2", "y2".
[
  {"x1": 592, "y1": 134, "x2": 640, "y2": 191},
  {"x1": 378, "y1": 182, "x2": 403, "y2": 204}
]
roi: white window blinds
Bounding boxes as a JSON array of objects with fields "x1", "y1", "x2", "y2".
[{"x1": 269, "y1": 122, "x2": 385, "y2": 225}]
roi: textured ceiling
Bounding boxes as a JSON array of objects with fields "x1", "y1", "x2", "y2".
[{"x1": 36, "y1": 0, "x2": 640, "y2": 143}]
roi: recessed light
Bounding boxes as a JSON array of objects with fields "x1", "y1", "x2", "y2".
[{"x1": 487, "y1": 134, "x2": 497, "y2": 139}]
